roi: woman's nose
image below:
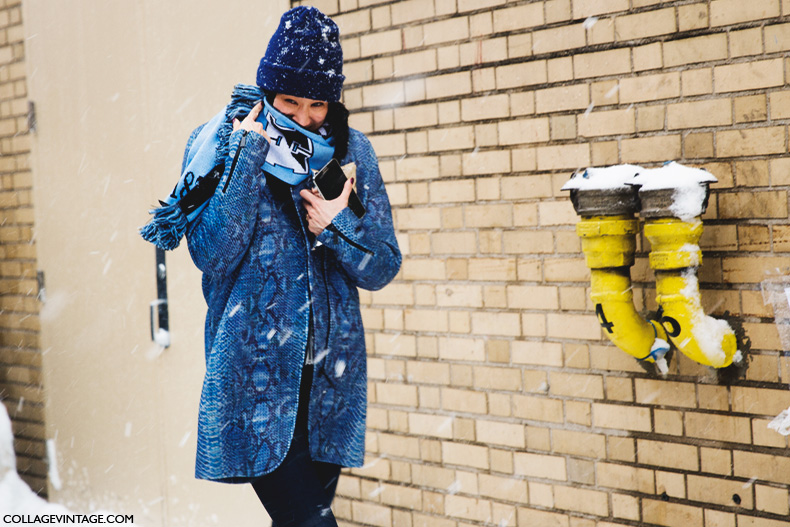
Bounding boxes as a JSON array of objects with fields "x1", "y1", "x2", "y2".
[{"x1": 291, "y1": 107, "x2": 310, "y2": 128}]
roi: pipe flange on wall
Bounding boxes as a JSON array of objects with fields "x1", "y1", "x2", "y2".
[
  {"x1": 562, "y1": 162, "x2": 740, "y2": 372},
  {"x1": 638, "y1": 185, "x2": 712, "y2": 219},
  {"x1": 569, "y1": 186, "x2": 641, "y2": 217}
]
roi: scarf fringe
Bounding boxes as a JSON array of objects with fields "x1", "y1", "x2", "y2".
[
  {"x1": 217, "y1": 84, "x2": 262, "y2": 163},
  {"x1": 139, "y1": 201, "x2": 189, "y2": 251},
  {"x1": 140, "y1": 84, "x2": 262, "y2": 251}
]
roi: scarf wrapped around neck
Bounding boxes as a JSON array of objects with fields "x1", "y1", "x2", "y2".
[{"x1": 140, "y1": 84, "x2": 335, "y2": 250}]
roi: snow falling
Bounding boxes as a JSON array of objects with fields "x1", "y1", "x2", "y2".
[
  {"x1": 334, "y1": 359, "x2": 346, "y2": 378},
  {"x1": 768, "y1": 407, "x2": 790, "y2": 436},
  {"x1": 760, "y1": 271, "x2": 790, "y2": 353},
  {"x1": 46, "y1": 439, "x2": 62, "y2": 491},
  {"x1": 14, "y1": 5, "x2": 790, "y2": 525}
]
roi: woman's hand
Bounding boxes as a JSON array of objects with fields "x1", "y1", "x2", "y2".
[
  {"x1": 233, "y1": 102, "x2": 271, "y2": 142},
  {"x1": 300, "y1": 178, "x2": 354, "y2": 236}
]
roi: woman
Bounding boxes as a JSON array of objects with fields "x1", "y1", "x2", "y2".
[{"x1": 141, "y1": 6, "x2": 400, "y2": 526}]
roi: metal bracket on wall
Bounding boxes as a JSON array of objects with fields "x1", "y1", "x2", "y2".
[
  {"x1": 36, "y1": 270, "x2": 46, "y2": 302},
  {"x1": 28, "y1": 101, "x2": 37, "y2": 134},
  {"x1": 149, "y1": 247, "x2": 170, "y2": 348}
]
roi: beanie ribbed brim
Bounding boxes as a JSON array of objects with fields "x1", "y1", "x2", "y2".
[{"x1": 257, "y1": 60, "x2": 345, "y2": 103}]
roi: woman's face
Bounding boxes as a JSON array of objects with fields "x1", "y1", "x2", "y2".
[{"x1": 272, "y1": 93, "x2": 329, "y2": 133}]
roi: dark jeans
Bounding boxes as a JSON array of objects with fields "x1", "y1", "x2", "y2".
[{"x1": 251, "y1": 365, "x2": 341, "y2": 527}]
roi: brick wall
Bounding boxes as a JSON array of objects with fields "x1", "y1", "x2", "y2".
[
  {"x1": 291, "y1": 0, "x2": 790, "y2": 525},
  {"x1": 0, "y1": 0, "x2": 46, "y2": 496}
]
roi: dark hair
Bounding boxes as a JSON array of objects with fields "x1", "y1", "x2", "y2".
[
  {"x1": 326, "y1": 101, "x2": 349, "y2": 162},
  {"x1": 263, "y1": 90, "x2": 350, "y2": 162}
]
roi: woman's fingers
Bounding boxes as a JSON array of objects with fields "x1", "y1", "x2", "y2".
[
  {"x1": 339, "y1": 178, "x2": 354, "y2": 201},
  {"x1": 302, "y1": 201, "x2": 322, "y2": 235},
  {"x1": 300, "y1": 188, "x2": 320, "y2": 205},
  {"x1": 234, "y1": 102, "x2": 271, "y2": 142},
  {"x1": 255, "y1": 123, "x2": 271, "y2": 143},
  {"x1": 241, "y1": 103, "x2": 261, "y2": 128},
  {"x1": 246, "y1": 101, "x2": 263, "y2": 122}
]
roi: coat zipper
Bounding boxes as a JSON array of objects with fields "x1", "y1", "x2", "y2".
[
  {"x1": 293, "y1": 186, "x2": 315, "y2": 365},
  {"x1": 222, "y1": 130, "x2": 248, "y2": 193},
  {"x1": 304, "y1": 252, "x2": 315, "y2": 365},
  {"x1": 322, "y1": 255, "x2": 331, "y2": 351},
  {"x1": 326, "y1": 224, "x2": 374, "y2": 255}
]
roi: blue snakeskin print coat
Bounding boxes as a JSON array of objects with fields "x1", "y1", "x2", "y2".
[{"x1": 184, "y1": 125, "x2": 401, "y2": 482}]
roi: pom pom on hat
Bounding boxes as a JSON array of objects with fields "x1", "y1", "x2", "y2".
[{"x1": 256, "y1": 6, "x2": 345, "y2": 103}]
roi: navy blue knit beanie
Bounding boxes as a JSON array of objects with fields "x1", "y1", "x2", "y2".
[{"x1": 256, "y1": 6, "x2": 345, "y2": 103}]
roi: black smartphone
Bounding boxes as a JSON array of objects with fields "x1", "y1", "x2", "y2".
[{"x1": 312, "y1": 158, "x2": 366, "y2": 218}]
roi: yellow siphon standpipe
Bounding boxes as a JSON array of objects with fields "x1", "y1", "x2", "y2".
[
  {"x1": 563, "y1": 165, "x2": 670, "y2": 374},
  {"x1": 643, "y1": 218, "x2": 737, "y2": 368},
  {"x1": 635, "y1": 162, "x2": 738, "y2": 369},
  {"x1": 577, "y1": 215, "x2": 670, "y2": 372}
]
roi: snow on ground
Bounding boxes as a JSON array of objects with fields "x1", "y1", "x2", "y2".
[
  {"x1": 0, "y1": 403, "x2": 74, "y2": 521},
  {"x1": 0, "y1": 403, "x2": 136, "y2": 525}
]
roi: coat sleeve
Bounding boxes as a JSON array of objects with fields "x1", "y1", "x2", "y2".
[
  {"x1": 316, "y1": 131, "x2": 401, "y2": 291},
  {"x1": 186, "y1": 129, "x2": 270, "y2": 276}
]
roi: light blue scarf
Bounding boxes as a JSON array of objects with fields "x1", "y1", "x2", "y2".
[
  {"x1": 140, "y1": 84, "x2": 334, "y2": 250},
  {"x1": 260, "y1": 97, "x2": 335, "y2": 185}
]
